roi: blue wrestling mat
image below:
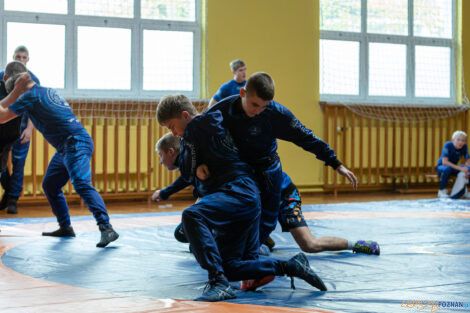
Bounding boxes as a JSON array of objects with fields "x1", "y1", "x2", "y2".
[{"x1": 2, "y1": 199, "x2": 470, "y2": 313}]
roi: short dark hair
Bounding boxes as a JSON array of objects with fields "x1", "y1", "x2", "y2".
[
  {"x1": 14, "y1": 45, "x2": 29, "y2": 56},
  {"x1": 5, "y1": 61, "x2": 27, "y2": 78},
  {"x1": 156, "y1": 94, "x2": 198, "y2": 124},
  {"x1": 245, "y1": 72, "x2": 275, "y2": 101},
  {"x1": 156, "y1": 133, "x2": 181, "y2": 153},
  {"x1": 230, "y1": 59, "x2": 246, "y2": 72}
]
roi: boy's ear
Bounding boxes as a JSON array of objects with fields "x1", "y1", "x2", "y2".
[
  {"x1": 3, "y1": 74, "x2": 7, "y2": 82},
  {"x1": 240, "y1": 87, "x2": 246, "y2": 98},
  {"x1": 181, "y1": 111, "x2": 190, "y2": 120},
  {"x1": 168, "y1": 147, "x2": 175, "y2": 155}
]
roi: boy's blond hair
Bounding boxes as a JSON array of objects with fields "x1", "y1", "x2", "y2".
[
  {"x1": 156, "y1": 132, "x2": 180, "y2": 153},
  {"x1": 452, "y1": 130, "x2": 467, "y2": 140},
  {"x1": 156, "y1": 94, "x2": 198, "y2": 124}
]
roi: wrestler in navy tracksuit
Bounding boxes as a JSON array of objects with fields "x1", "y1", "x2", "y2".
[
  {"x1": 8, "y1": 84, "x2": 111, "y2": 228},
  {"x1": 178, "y1": 110, "x2": 285, "y2": 281},
  {"x1": 210, "y1": 95, "x2": 341, "y2": 245}
]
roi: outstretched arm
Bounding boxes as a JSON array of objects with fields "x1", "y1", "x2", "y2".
[
  {"x1": 273, "y1": 105, "x2": 358, "y2": 189},
  {"x1": 274, "y1": 107, "x2": 342, "y2": 169},
  {"x1": 153, "y1": 175, "x2": 192, "y2": 202},
  {"x1": 336, "y1": 165, "x2": 358, "y2": 190}
]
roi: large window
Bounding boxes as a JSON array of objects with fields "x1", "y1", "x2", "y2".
[
  {"x1": 320, "y1": 0, "x2": 456, "y2": 104},
  {"x1": 0, "y1": 0, "x2": 200, "y2": 98}
]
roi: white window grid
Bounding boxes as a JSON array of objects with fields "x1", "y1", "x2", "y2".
[
  {"x1": 0, "y1": 0, "x2": 201, "y2": 99},
  {"x1": 320, "y1": 0, "x2": 458, "y2": 105}
]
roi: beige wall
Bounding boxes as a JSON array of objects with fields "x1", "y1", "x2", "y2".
[
  {"x1": 206, "y1": 0, "x2": 470, "y2": 191},
  {"x1": 207, "y1": 0, "x2": 327, "y2": 190}
]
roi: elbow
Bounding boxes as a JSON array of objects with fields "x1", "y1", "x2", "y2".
[{"x1": 208, "y1": 99, "x2": 217, "y2": 108}]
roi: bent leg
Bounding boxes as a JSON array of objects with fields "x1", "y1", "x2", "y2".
[
  {"x1": 0, "y1": 144, "x2": 13, "y2": 193},
  {"x1": 43, "y1": 152, "x2": 72, "y2": 227},
  {"x1": 183, "y1": 177, "x2": 265, "y2": 279},
  {"x1": 182, "y1": 204, "x2": 224, "y2": 276},
  {"x1": 218, "y1": 217, "x2": 284, "y2": 282},
  {"x1": 9, "y1": 139, "x2": 30, "y2": 197},
  {"x1": 437, "y1": 165, "x2": 459, "y2": 190},
  {"x1": 278, "y1": 182, "x2": 346, "y2": 252},
  {"x1": 63, "y1": 136, "x2": 110, "y2": 226},
  {"x1": 290, "y1": 226, "x2": 348, "y2": 253},
  {"x1": 256, "y1": 161, "x2": 283, "y2": 245}
]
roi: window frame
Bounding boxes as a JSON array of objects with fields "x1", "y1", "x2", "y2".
[
  {"x1": 0, "y1": 0, "x2": 201, "y2": 99},
  {"x1": 320, "y1": 0, "x2": 457, "y2": 105}
]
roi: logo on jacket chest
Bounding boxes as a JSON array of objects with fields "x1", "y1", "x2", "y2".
[{"x1": 248, "y1": 125, "x2": 262, "y2": 136}]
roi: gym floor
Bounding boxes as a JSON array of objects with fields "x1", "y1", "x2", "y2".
[{"x1": 2, "y1": 191, "x2": 468, "y2": 313}]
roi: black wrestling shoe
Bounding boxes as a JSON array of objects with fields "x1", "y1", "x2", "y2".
[
  {"x1": 96, "y1": 224, "x2": 119, "y2": 248},
  {"x1": 6, "y1": 196, "x2": 18, "y2": 214},
  {"x1": 283, "y1": 252, "x2": 327, "y2": 291},
  {"x1": 42, "y1": 226, "x2": 76, "y2": 237}
]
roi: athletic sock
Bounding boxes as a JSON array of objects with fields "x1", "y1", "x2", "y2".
[{"x1": 347, "y1": 240, "x2": 354, "y2": 250}]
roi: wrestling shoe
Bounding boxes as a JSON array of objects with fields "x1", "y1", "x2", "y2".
[
  {"x1": 352, "y1": 240, "x2": 380, "y2": 255},
  {"x1": 42, "y1": 226, "x2": 76, "y2": 237},
  {"x1": 174, "y1": 223, "x2": 188, "y2": 243},
  {"x1": 283, "y1": 252, "x2": 327, "y2": 291},
  {"x1": 195, "y1": 273, "x2": 236, "y2": 302},
  {"x1": 96, "y1": 224, "x2": 119, "y2": 248},
  {"x1": 6, "y1": 196, "x2": 18, "y2": 214},
  {"x1": 259, "y1": 244, "x2": 271, "y2": 256},
  {"x1": 240, "y1": 275, "x2": 275, "y2": 291},
  {"x1": 438, "y1": 189, "x2": 449, "y2": 198},
  {"x1": 264, "y1": 236, "x2": 275, "y2": 251}
]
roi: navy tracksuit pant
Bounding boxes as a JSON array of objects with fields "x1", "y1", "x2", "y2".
[
  {"x1": 181, "y1": 176, "x2": 284, "y2": 281},
  {"x1": 436, "y1": 165, "x2": 470, "y2": 190},
  {"x1": 254, "y1": 160, "x2": 283, "y2": 245},
  {"x1": 42, "y1": 134, "x2": 110, "y2": 227}
]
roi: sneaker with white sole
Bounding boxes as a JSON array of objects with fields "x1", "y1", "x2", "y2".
[
  {"x1": 438, "y1": 189, "x2": 449, "y2": 198},
  {"x1": 195, "y1": 273, "x2": 236, "y2": 302}
]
